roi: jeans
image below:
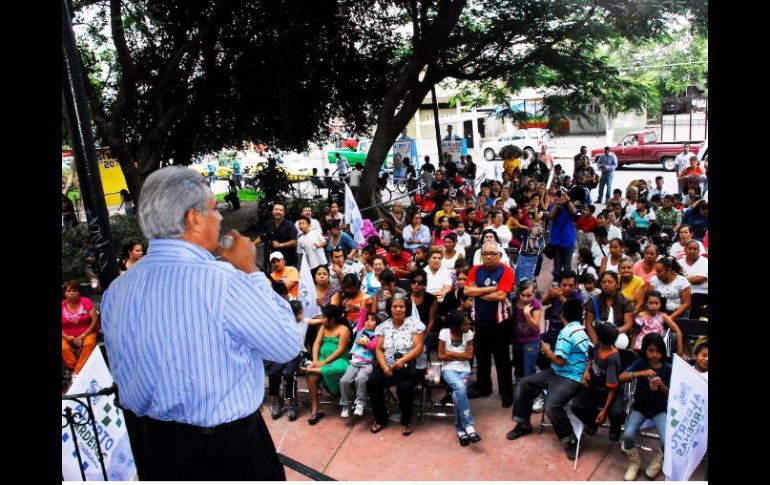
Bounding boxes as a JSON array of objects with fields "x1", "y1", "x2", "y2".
[
  {"x1": 339, "y1": 360, "x2": 373, "y2": 406},
  {"x1": 623, "y1": 409, "x2": 667, "y2": 450},
  {"x1": 552, "y1": 244, "x2": 575, "y2": 283},
  {"x1": 209, "y1": 173, "x2": 217, "y2": 185},
  {"x1": 597, "y1": 171, "x2": 614, "y2": 203},
  {"x1": 442, "y1": 369, "x2": 474, "y2": 432},
  {"x1": 513, "y1": 339, "x2": 541, "y2": 379},
  {"x1": 513, "y1": 368, "x2": 582, "y2": 442},
  {"x1": 267, "y1": 355, "x2": 302, "y2": 400}
]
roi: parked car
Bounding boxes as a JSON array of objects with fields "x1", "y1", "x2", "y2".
[
  {"x1": 590, "y1": 130, "x2": 704, "y2": 171},
  {"x1": 480, "y1": 131, "x2": 548, "y2": 161},
  {"x1": 326, "y1": 138, "x2": 394, "y2": 169}
]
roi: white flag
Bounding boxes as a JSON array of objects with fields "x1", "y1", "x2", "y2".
[
  {"x1": 298, "y1": 253, "x2": 321, "y2": 320},
  {"x1": 566, "y1": 404, "x2": 584, "y2": 470},
  {"x1": 62, "y1": 350, "x2": 137, "y2": 481},
  {"x1": 663, "y1": 354, "x2": 708, "y2": 481},
  {"x1": 344, "y1": 182, "x2": 366, "y2": 245}
]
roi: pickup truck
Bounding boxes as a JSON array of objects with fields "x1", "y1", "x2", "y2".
[
  {"x1": 590, "y1": 130, "x2": 704, "y2": 171},
  {"x1": 327, "y1": 139, "x2": 393, "y2": 170}
]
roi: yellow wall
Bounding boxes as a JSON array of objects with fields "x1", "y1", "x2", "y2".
[{"x1": 98, "y1": 156, "x2": 129, "y2": 207}]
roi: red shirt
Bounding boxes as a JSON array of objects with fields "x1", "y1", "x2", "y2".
[
  {"x1": 575, "y1": 214, "x2": 598, "y2": 233},
  {"x1": 386, "y1": 251, "x2": 413, "y2": 277},
  {"x1": 61, "y1": 297, "x2": 94, "y2": 337}
]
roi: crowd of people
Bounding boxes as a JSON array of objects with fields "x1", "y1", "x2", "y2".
[{"x1": 62, "y1": 143, "x2": 708, "y2": 479}]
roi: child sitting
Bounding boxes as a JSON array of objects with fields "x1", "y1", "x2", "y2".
[
  {"x1": 338, "y1": 309, "x2": 378, "y2": 417},
  {"x1": 578, "y1": 273, "x2": 601, "y2": 302},
  {"x1": 619, "y1": 333, "x2": 672, "y2": 481},
  {"x1": 690, "y1": 337, "x2": 708, "y2": 380},
  {"x1": 632, "y1": 291, "x2": 685, "y2": 358},
  {"x1": 570, "y1": 323, "x2": 625, "y2": 441},
  {"x1": 268, "y1": 300, "x2": 317, "y2": 421}
]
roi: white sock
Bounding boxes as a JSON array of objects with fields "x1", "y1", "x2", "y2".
[
  {"x1": 458, "y1": 430, "x2": 468, "y2": 437},
  {"x1": 465, "y1": 425, "x2": 476, "y2": 435}
]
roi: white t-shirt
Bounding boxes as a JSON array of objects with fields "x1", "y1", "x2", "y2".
[
  {"x1": 669, "y1": 240, "x2": 706, "y2": 259},
  {"x1": 497, "y1": 197, "x2": 517, "y2": 211},
  {"x1": 297, "y1": 231, "x2": 328, "y2": 270},
  {"x1": 440, "y1": 248, "x2": 465, "y2": 274},
  {"x1": 337, "y1": 156, "x2": 349, "y2": 176},
  {"x1": 483, "y1": 224, "x2": 513, "y2": 247},
  {"x1": 426, "y1": 266, "x2": 453, "y2": 295},
  {"x1": 295, "y1": 218, "x2": 322, "y2": 239},
  {"x1": 455, "y1": 232, "x2": 472, "y2": 250},
  {"x1": 681, "y1": 256, "x2": 708, "y2": 294},
  {"x1": 438, "y1": 328, "x2": 474, "y2": 373},
  {"x1": 472, "y1": 244, "x2": 511, "y2": 266},
  {"x1": 607, "y1": 224, "x2": 623, "y2": 241},
  {"x1": 590, "y1": 240, "x2": 610, "y2": 266},
  {"x1": 348, "y1": 169, "x2": 362, "y2": 187},
  {"x1": 649, "y1": 274, "x2": 691, "y2": 313},
  {"x1": 675, "y1": 152, "x2": 693, "y2": 174}
]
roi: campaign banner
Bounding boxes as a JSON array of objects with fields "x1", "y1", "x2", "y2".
[
  {"x1": 662, "y1": 354, "x2": 708, "y2": 481},
  {"x1": 441, "y1": 140, "x2": 463, "y2": 162},
  {"x1": 62, "y1": 349, "x2": 137, "y2": 481},
  {"x1": 298, "y1": 253, "x2": 321, "y2": 321},
  {"x1": 344, "y1": 183, "x2": 366, "y2": 246}
]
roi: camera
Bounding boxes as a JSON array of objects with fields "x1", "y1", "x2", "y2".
[{"x1": 555, "y1": 189, "x2": 564, "y2": 198}]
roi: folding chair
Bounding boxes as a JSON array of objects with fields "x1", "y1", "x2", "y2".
[
  {"x1": 674, "y1": 318, "x2": 708, "y2": 356},
  {"x1": 413, "y1": 360, "x2": 455, "y2": 423}
]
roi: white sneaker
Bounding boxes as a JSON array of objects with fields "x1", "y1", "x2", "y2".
[
  {"x1": 532, "y1": 392, "x2": 546, "y2": 413},
  {"x1": 353, "y1": 402, "x2": 365, "y2": 416},
  {"x1": 340, "y1": 406, "x2": 350, "y2": 418}
]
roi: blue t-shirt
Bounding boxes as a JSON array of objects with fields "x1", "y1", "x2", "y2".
[
  {"x1": 350, "y1": 328, "x2": 377, "y2": 363},
  {"x1": 549, "y1": 205, "x2": 577, "y2": 248},
  {"x1": 553, "y1": 320, "x2": 590, "y2": 383},
  {"x1": 327, "y1": 231, "x2": 357, "y2": 254}
]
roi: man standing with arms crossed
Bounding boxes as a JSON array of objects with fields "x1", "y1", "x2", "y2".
[
  {"x1": 101, "y1": 166, "x2": 302, "y2": 480},
  {"x1": 675, "y1": 143, "x2": 692, "y2": 195},
  {"x1": 464, "y1": 241, "x2": 515, "y2": 407},
  {"x1": 596, "y1": 146, "x2": 618, "y2": 204}
]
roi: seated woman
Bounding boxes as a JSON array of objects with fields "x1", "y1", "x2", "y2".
[
  {"x1": 633, "y1": 244, "x2": 660, "y2": 283},
  {"x1": 438, "y1": 310, "x2": 480, "y2": 446},
  {"x1": 303, "y1": 304, "x2": 351, "y2": 425},
  {"x1": 118, "y1": 240, "x2": 144, "y2": 274},
  {"x1": 583, "y1": 271, "x2": 635, "y2": 346},
  {"x1": 370, "y1": 270, "x2": 407, "y2": 324},
  {"x1": 366, "y1": 295, "x2": 426, "y2": 436},
  {"x1": 646, "y1": 256, "x2": 692, "y2": 320},
  {"x1": 62, "y1": 280, "x2": 99, "y2": 382},
  {"x1": 409, "y1": 269, "x2": 438, "y2": 352},
  {"x1": 362, "y1": 255, "x2": 387, "y2": 298},
  {"x1": 440, "y1": 232, "x2": 465, "y2": 274},
  {"x1": 680, "y1": 200, "x2": 708, "y2": 240},
  {"x1": 618, "y1": 257, "x2": 645, "y2": 313},
  {"x1": 680, "y1": 240, "x2": 708, "y2": 320},
  {"x1": 668, "y1": 225, "x2": 705, "y2": 260},
  {"x1": 599, "y1": 237, "x2": 624, "y2": 275}
]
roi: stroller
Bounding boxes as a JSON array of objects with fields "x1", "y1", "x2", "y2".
[{"x1": 513, "y1": 226, "x2": 545, "y2": 291}]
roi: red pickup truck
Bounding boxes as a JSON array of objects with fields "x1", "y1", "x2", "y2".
[{"x1": 591, "y1": 130, "x2": 704, "y2": 171}]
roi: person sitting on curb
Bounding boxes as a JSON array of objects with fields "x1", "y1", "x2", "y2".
[{"x1": 505, "y1": 298, "x2": 590, "y2": 460}]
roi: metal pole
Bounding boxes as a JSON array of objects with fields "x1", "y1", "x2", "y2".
[
  {"x1": 62, "y1": 0, "x2": 119, "y2": 290},
  {"x1": 431, "y1": 86, "x2": 442, "y2": 160},
  {"x1": 689, "y1": 99, "x2": 693, "y2": 140}
]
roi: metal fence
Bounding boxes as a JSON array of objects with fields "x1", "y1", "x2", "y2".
[{"x1": 659, "y1": 96, "x2": 708, "y2": 141}]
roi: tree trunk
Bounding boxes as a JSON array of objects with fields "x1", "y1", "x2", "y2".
[{"x1": 603, "y1": 111, "x2": 616, "y2": 146}]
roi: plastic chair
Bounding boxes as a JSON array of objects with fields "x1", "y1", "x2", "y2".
[{"x1": 674, "y1": 318, "x2": 708, "y2": 356}]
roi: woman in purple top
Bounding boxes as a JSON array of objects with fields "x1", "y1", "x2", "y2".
[{"x1": 510, "y1": 279, "x2": 543, "y2": 380}]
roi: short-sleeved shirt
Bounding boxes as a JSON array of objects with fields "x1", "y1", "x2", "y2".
[
  {"x1": 62, "y1": 296, "x2": 95, "y2": 337},
  {"x1": 553, "y1": 321, "x2": 590, "y2": 383},
  {"x1": 329, "y1": 259, "x2": 364, "y2": 288},
  {"x1": 649, "y1": 275, "x2": 691, "y2": 313},
  {"x1": 376, "y1": 318, "x2": 427, "y2": 368},
  {"x1": 681, "y1": 256, "x2": 708, "y2": 294},
  {"x1": 372, "y1": 287, "x2": 408, "y2": 324},
  {"x1": 584, "y1": 293, "x2": 635, "y2": 328},
  {"x1": 655, "y1": 208, "x2": 681, "y2": 231},
  {"x1": 620, "y1": 275, "x2": 645, "y2": 302},
  {"x1": 426, "y1": 266, "x2": 453, "y2": 295},
  {"x1": 589, "y1": 347, "x2": 621, "y2": 390},
  {"x1": 633, "y1": 260, "x2": 658, "y2": 283},
  {"x1": 542, "y1": 291, "x2": 583, "y2": 345},
  {"x1": 271, "y1": 266, "x2": 300, "y2": 298},
  {"x1": 625, "y1": 360, "x2": 672, "y2": 418},
  {"x1": 439, "y1": 328, "x2": 474, "y2": 373},
  {"x1": 264, "y1": 218, "x2": 299, "y2": 266},
  {"x1": 510, "y1": 297, "x2": 543, "y2": 343},
  {"x1": 466, "y1": 264, "x2": 515, "y2": 326},
  {"x1": 327, "y1": 231, "x2": 357, "y2": 255}
]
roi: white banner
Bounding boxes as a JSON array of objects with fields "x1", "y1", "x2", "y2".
[
  {"x1": 62, "y1": 349, "x2": 137, "y2": 481},
  {"x1": 344, "y1": 183, "x2": 367, "y2": 245},
  {"x1": 392, "y1": 141, "x2": 413, "y2": 175},
  {"x1": 299, "y1": 253, "x2": 322, "y2": 321},
  {"x1": 663, "y1": 354, "x2": 708, "y2": 481},
  {"x1": 441, "y1": 140, "x2": 463, "y2": 162}
]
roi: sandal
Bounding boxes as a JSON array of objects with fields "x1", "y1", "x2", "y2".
[
  {"x1": 402, "y1": 425, "x2": 413, "y2": 436},
  {"x1": 307, "y1": 411, "x2": 325, "y2": 425},
  {"x1": 370, "y1": 422, "x2": 386, "y2": 434}
]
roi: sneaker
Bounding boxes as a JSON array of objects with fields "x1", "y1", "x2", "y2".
[
  {"x1": 270, "y1": 400, "x2": 282, "y2": 420},
  {"x1": 532, "y1": 392, "x2": 546, "y2": 413},
  {"x1": 340, "y1": 405, "x2": 350, "y2": 418},
  {"x1": 565, "y1": 438, "x2": 579, "y2": 460},
  {"x1": 287, "y1": 401, "x2": 298, "y2": 421},
  {"x1": 353, "y1": 402, "x2": 365, "y2": 416},
  {"x1": 440, "y1": 391, "x2": 454, "y2": 406}
]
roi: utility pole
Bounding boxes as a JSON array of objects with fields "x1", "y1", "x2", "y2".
[
  {"x1": 62, "y1": 0, "x2": 119, "y2": 290},
  {"x1": 431, "y1": 86, "x2": 442, "y2": 160}
]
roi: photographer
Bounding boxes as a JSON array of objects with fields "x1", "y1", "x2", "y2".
[
  {"x1": 252, "y1": 203, "x2": 299, "y2": 267},
  {"x1": 548, "y1": 188, "x2": 578, "y2": 283}
]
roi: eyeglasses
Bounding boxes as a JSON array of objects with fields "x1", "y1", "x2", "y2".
[
  {"x1": 481, "y1": 252, "x2": 500, "y2": 257},
  {"x1": 411, "y1": 280, "x2": 426, "y2": 286}
]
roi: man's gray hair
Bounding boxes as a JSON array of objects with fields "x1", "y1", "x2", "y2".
[
  {"x1": 138, "y1": 166, "x2": 213, "y2": 240},
  {"x1": 481, "y1": 241, "x2": 501, "y2": 254}
]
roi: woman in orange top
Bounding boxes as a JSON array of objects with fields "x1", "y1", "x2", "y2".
[{"x1": 61, "y1": 280, "x2": 99, "y2": 380}]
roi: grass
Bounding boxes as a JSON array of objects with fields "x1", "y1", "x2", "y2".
[{"x1": 214, "y1": 189, "x2": 260, "y2": 202}]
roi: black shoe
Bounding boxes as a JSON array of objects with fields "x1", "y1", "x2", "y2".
[
  {"x1": 270, "y1": 400, "x2": 282, "y2": 420},
  {"x1": 501, "y1": 396, "x2": 513, "y2": 408},
  {"x1": 287, "y1": 401, "x2": 298, "y2": 421},
  {"x1": 565, "y1": 438, "x2": 579, "y2": 460},
  {"x1": 468, "y1": 432, "x2": 481, "y2": 443},
  {"x1": 468, "y1": 388, "x2": 492, "y2": 399},
  {"x1": 458, "y1": 433, "x2": 470, "y2": 447},
  {"x1": 506, "y1": 425, "x2": 533, "y2": 440},
  {"x1": 609, "y1": 429, "x2": 621, "y2": 441},
  {"x1": 584, "y1": 424, "x2": 598, "y2": 436}
]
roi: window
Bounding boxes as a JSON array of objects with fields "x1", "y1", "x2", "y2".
[{"x1": 644, "y1": 132, "x2": 657, "y2": 144}]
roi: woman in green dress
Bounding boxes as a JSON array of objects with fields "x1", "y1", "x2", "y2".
[{"x1": 304, "y1": 304, "x2": 351, "y2": 425}]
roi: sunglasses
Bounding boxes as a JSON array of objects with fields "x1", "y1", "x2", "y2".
[{"x1": 411, "y1": 280, "x2": 426, "y2": 286}]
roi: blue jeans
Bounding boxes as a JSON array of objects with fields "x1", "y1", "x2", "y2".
[
  {"x1": 442, "y1": 369, "x2": 474, "y2": 432},
  {"x1": 597, "y1": 171, "x2": 614, "y2": 202},
  {"x1": 623, "y1": 409, "x2": 667, "y2": 450},
  {"x1": 513, "y1": 339, "x2": 541, "y2": 379},
  {"x1": 552, "y1": 245, "x2": 575, "y2": 282}
]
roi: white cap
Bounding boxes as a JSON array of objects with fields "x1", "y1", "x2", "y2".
[{"x1": 269, "y1": 251, "x2": 285, "y2": 261}]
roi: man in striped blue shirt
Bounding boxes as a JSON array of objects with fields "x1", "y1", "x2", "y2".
[
  {"x1": 101, "y1": 166, "x2": 302, "y2": 480},
  {"x1": 505, "y1": 298, "x2": 590, "y2": 460}
]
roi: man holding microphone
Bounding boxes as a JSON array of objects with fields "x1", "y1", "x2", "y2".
[{"x1": 101, "y1": 166, "x2": 302, "y2": 480}]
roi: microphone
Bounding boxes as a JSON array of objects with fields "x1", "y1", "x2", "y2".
[{"x1": 219, "y1": 234, "x2": 235, "y2": 249}]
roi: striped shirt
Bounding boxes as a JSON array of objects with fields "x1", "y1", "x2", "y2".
[
  {"x1": 101, "y1": 239, "x2": 302, "y2": 427},
  {"x1": 553, "y1": 320, "x2": 590, "y2": 383}
]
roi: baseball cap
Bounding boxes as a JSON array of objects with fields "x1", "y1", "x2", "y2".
[{"x1": 269, "y1": 251, "x2": 284, "y2": 261}]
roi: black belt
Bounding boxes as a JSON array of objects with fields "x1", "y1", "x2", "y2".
[{"x1": 140, "y1": 410, "x2": 260, "y2": 436}]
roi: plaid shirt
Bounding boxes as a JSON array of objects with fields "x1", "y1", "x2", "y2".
[{"x1": 655, "y1": 208, "x2": 681, "y2": 231}]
